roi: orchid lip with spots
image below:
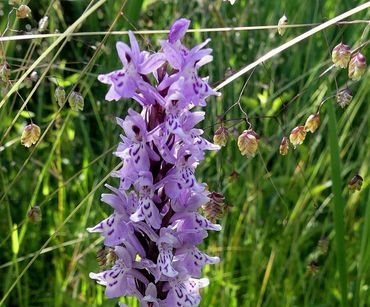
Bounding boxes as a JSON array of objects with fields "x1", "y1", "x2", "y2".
[{"x1": 89, "y1": 18, "x2": 221, "y2": 306}]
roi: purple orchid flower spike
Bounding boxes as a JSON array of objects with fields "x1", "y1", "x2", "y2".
[{"x1": 89, "y1": 18, "x2": 222, "y2": 307}]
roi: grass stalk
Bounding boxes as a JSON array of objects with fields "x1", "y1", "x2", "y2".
[{"x1": 327, "y1": 100, "x2": 348, "y2": 307}]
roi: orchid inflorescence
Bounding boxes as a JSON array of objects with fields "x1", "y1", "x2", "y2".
[{"x1": 88, "y1": 19, "x2": 223, "y2": 306}]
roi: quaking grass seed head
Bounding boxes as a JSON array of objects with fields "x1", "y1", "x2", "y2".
[
  {"x1": 279, "y1": 136, "x2": 289, "y2": 155},
  {"x1": 348, "y1": 174, "x2": 363, "y2": 192},
  {"x1": 213, "y1": 126, "x2": 228, "y2": 147},
  {"x1": 304, "y1": 113, "x2": 320, "y2": 133},
  {"x1": 237, "y1": 129, "x2": 260, "y2": 158},
  {"x1": 289, "y1": 126, "x2": 306, "y2": 147},
  {"x1": 16, "y1": 4, "x2": 31, "y2": 19},
  {"x1": 21, "y1": 123, "x2": 41, "y2": 148},
  {"x1": 69, "y1": 91, "x2": 84, "y2": 111},
  {"x1": 277, "y1": 14, "x2": 288, "y2": 36},
  {"x1": 348, "y1": 52, "x2": 367, "y2": 81},
  {"x1": 336, "y1": 88, "x2": 353, "y2": 108},
  {"x1": 332, "y1": 42, "x2": 351, "y2": 68},
  {"x1": 27, "y1": 206, "x2": 42, "y2": 224},
  {"x1": 0, "y1": 62, "x2": 11, "y2": 83},
  {"x1": 55, "y1": 86, "x2": 66, "y2": 107}
]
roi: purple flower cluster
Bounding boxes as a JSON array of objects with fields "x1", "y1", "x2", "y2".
[{"x1": 88, "y1": 19, "x2": 221, "y2": 306}]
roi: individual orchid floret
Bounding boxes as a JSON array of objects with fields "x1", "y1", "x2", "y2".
[
  {"x1": 169, "y1": 18, "x2": 190, "y2": 43},
  {"x1": 98, "y1": 31, "x2": 165, "y2": 101}
]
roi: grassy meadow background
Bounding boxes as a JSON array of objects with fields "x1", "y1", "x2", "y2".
[{"x1": 0, "y1": 0, "x2": 369, "y2": 306}]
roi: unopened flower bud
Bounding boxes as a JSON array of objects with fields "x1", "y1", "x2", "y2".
[
  {"x1": 237, "y1": 129, "x2": 260, "y2": 157},
  {"x1": 277, "y1": 15, "x2": 288, "y2": 36},
  {"x1": 289, "y1": 126, "x2": 306, "y2": 147},
  {"x1": 331, "y1": 42, "x2": 351, "y2": 68},
  {"x1": 21, "y1": 123, "x2": 41, "y2": 147},
  {"x1": 348, "y1": 174, "x2": 363, "y2": 192},
  {"x1": 27, "y1": 206, "x2": 42, "y2": 224},
  {"x1": 348, "y1": 52, "x2": 367, "y2": 81},
  {"x1": 69, "y1": 91, "x2": 84, "y2": 111},
  {"x1": 202, "y1": 192, "x2": 226, "y2": 223},
  {"x1": 0, "y1": 62, "x2": 10, "y2": 82},
  {"x1": 55, "y1": 86, "x2": 66, "y2": 107},
  {"x1": 279, "y1": 136, "x2": 289, "y2": 155},
  {"x1": 16, "y1": 5, "x2": 31, "y2": 19},
  {"x1": 213, "y1": 126, "x2": 228, "y2": 147},
  {"x1": 38, "y1": 16, "x2": 49, "y2": 33},
  {"x1": 304, "y1": 113, "x2": 320, "y2": 133},
  {"x1": 336, "y1": 88, "x2": 353, "y2": 108}
]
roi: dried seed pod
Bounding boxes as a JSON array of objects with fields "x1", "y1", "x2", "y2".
[
  {"x1": 348, "y1": 174, "x2": 363, "y2": 192},
  {"x1": 202, "y1": 192, "x2": 226, "y2": 223},
  {"x1": 277, "y1": 14, "x2": 288, "y2": 36},
  {"x1": 331, "y1": 42, "x2": 351, "y2": 68},
  {"x1": 304, "y1": 113, "x2": 320, "y2": 133},
  {"x1": 336, "y1": 88, "x2": 353, "y2": 108},
  {"x1": 279, "y1": 136, "x2": 289, "y2": 155},
  {"x1": 38, "y1": 16, "x2": 49, "y2": 33},
  {"x1": 348, "y1": 52, "x2": 367, "y2": 81},
  {"x1": 213, "y1": 126, "x2": 228, "y2": 147},
  {"x1": 55, "y1": 86, "x2": 66, "y2": 107},
  {"x1": 289, "y1": 126, "x2": 306, "y2": 147},
  {"x1": 27, "y1": 206, "x2": 42, "y2": 224},
  {"x1": 237, "y1": 129, "x2": 260, "y2": 157},
  {"x1": 16, "y1": 5, "x2": 31, "y2": 19},
  {"x1": 21, "y1": 123, "x2": 41, "y2": 147},
  {"x1": 69, "y1": 91, "x2": 84, "y2": 111}
]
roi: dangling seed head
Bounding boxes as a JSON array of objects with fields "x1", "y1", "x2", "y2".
[
  {"x1": 27, "y1": 206, "x2": 42, "y2": 224},
  {"x1": 0, "y1": 62, "x2": 11, "y2": 83},
  {"x1": 336, "y1": 88, "x2": 353, "y2": 108},
  {"x1": 16, "y1": 5, "x2": 31, "y2": 19},
  {"x1": 332, "y1": 42, "x2": 351, "y2": 68},
  {"x1": 304, "y1": 113, "x2": 320, "y2": 133},
  {"x1": 38, "y1": 16, "x2": 49, "y2": 33},
  {"x1": 348, "y1": 174, "x2": 363, "y2": 192},
  {"x1": 213, "y1": 126, "x2": 228, "y2": 147},
  {"x1": 279, "y1": 136, "x2": 289, "y2": 155},
  {"x1": 21, "y1": 124, "x2": 41, "y2": 147},
  {"x1": 202, "y1": 192, "x2": 226, "y2": 223},
  {"x1": 277, "y1": 14, "x2": 288, "y2": 36},
  {"x1": 348, "y1": 52, "x2": 367, "y2": 81},
  {"x1": 69, "y1": 91, "x2": 84, "y2": 111},
  {"x1": 289, "y1": 126, "x2": 306, "y2": 147},
  {"x1": 237, "y1": 129, "x2": 260, "y2": 157},
  {"x1": 55, "y1": 86, "x2": 66, "y2": 107}
]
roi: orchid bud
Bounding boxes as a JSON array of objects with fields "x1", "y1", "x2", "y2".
[
  {"x1": 304, "y1": 113, "x2": 320, "y2": 133},
  {"x1": 55, "y1": 86, "x2": 66, "y2": 107},
  {"x1": 213, "y1": 126, "x2": 228, "y2": 147},
  {"x1": 331, "y1": 42, "x2": 351, "y2": 68},
  {"x1": 69, "y1": 91, "x2": 84, "y2": 111},
  {"x1": 336, "y1": 88, "x2": 353, "y2": 108},
  {"x1": 277, "y1": 15, "x2": 288, "y2": 36},
  {"x1": 348, "y1": 174, "x2": 363, "y2": 192},
  {"x1": 348, "y1": 52, "x2": 367, "y2": 81},
  {"x1": 38, "y1": 16, "x2": 49, "y2": 33},
  {"x1": 289, "y1": 126, "x2": 306, "y2": 147},
  {"x1": 16, "y1": 5, "x2": 31, "y2": 19},
  {"x1": 0, "y1": 62, "x2": 10, "y2": 82},
  {"x1": 27, "y1": 206, "x2": 42, "y2": 224},
  {"x1": 202, "y1": 192, "x2": 226, "y2": 223},
  {"x1": 237, "y1": 129, "x2": 260, "y2": 157},
  {"x1": 279, "y1": 136, "x2": 289, "y2": 155},
  {"x1": 21, "y1": 123, "x2": 41, "y2": 147}
]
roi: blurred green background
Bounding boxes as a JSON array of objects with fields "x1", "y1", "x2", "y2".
[{"x1": 0, "y1": 0, "x2": 369, "y2": 306}]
